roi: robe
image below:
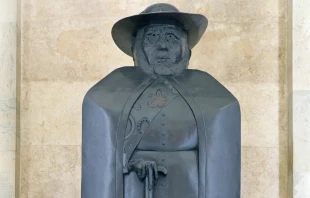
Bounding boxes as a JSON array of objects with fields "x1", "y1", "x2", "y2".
[
  {"x1": 124, "y1": 77, "x2": 199, "y2": 198},
  {"x1": 82, "y1": 66, "x2": 241, "y2": 198}
]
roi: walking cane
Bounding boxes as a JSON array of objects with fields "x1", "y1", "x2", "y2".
[{"x1": 145, "y1": 166, "x2": 167, "y2": 198}]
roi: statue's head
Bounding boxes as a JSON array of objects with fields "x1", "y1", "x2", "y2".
[
  {"x1": 133, "y1": 24, "x2": 190, "y2": 75},
  {"x1": 112, "y1": 3, "x2": 208, "y2": 76}
]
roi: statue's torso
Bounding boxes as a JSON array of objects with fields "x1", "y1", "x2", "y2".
[
  {"x1": 124, "y1": 77, "x2": 198, "y2": 198},
  {"x1": 82, "y1": 67, "x2": 241, "y2": 198}
]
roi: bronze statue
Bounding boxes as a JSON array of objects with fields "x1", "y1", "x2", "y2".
[{"x1": 82, "y1": 3, "x2": 241, "y2": 198}]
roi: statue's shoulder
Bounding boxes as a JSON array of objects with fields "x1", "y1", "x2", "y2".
[
  {"x1": 180, "y1": 69, "x2": 239, "y2": 109},
  {"x1": 83, "y1": 66, "x2": 146, "y2": 109},
  {"x1": 86, "y1": 66, "x2": 142, "y2": 96}
]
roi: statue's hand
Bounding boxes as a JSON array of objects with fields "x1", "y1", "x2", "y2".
[{"x1": 128, "y1": 159, "x2": 159, "y2": 189}]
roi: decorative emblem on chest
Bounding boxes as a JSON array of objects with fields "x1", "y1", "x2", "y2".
[
  {"x1": 137, "y1": 117, "x2": 150, "y2": 133},
  {"x1": 148, "y1": 89, "x2": 169, "y2": 108}
]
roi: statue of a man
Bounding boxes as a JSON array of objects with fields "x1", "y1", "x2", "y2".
[{"x1": 82, "y1": 3, "x2": 241, "y2": 198}]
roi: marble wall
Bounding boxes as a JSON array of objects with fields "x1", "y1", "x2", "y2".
[
  {"x1": 293, "y1": 0, "x2": 310, "y2": 197},
  {"x1": 19, "y1": 0, "x2": 289, "y2": 197},
  {"x1": 0, "y1": 0, "x2": 17, "y2": 198}
]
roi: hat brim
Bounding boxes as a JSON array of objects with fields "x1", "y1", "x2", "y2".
[{"x1": 112, "y1": 12, "x2": 208, "y2": 57}]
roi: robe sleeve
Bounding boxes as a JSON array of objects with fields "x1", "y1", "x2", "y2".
[
  {"x1": 82, "y1": 96, "x2": 117, "y2": 198},
  {"x1": 206, "y1": 101, "x2": 241, "y2": 198}
]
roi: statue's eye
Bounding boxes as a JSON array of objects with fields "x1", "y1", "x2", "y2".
[
  {"x1": 146, "y1": 33, "x2": 159, "y2": 43},
  {"x1": 165, "y1": 33, "x2": 179, "y2": 42}
]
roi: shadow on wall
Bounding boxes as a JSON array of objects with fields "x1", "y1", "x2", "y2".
[{"x1": 277, "y1": 0, "x2": 290, "y2": 198}]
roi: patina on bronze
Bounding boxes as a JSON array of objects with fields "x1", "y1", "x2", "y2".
[{"x1": 82, "y1": 3, "x2": 241, "y2": 198}]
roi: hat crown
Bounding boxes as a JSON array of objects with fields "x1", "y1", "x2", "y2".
[{"x1": 141, "y1": 3, "x2": 180, "y2": 14}]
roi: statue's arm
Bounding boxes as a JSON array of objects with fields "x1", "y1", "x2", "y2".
[
  {"x1": 206, "y1": 101, "x2": 241, "y2": 198},
  {"x1": 82, "y1": 96, "x2": 116, "y2": 198}
]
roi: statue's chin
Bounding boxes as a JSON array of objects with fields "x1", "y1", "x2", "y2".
[
  {"x1": 135, "y1": 58, "x2": 188, "y2": 76},
  {"x1": 153, "y1": 65, "x2": 184, "y2": 76},
  {"x1": 153, "y1": 65, "x2": 174, "y2": 76}
]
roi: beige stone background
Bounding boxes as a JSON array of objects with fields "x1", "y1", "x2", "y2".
[
  {"x1": 0, "y1": 0, "x2": 17, "y2": 197},
  {"x1": 2, "y1": 0, "x2": 301, "y2": 197},
  {"x1": 292, "y1": 0, "x2": 310, "y2": 197}
]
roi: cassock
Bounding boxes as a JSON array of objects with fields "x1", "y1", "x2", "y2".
[{"x1": 82, "y1": 66, "x2": 241, "y2": 198}]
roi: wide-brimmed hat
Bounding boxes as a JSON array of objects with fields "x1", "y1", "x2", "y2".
[{"x1": 112, "y1": 3, "x2": 208, "y2": 57}]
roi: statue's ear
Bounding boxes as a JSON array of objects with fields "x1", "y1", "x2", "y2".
[{"x1": 188, "y1": 48, "x2": 192, "y2": 59}]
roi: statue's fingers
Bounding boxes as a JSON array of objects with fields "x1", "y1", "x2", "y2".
[
  {"x1": 148, "y1": 164, "x2": 154, "y2": 190},
  {"x1": 137, "y1": 170, "x2": 142, "y2": 179},
  {"x1": 137, "y1": 163, "x2": 142, "y2": 170},
  {"x1": 136, "y1": 163, "x2": 144, "y2": 179},
  {"x1": 140, "y1": 163, "x2": 146, "y2": 179}
]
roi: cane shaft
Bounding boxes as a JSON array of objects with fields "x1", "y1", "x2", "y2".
[{"x1": 145, "y1": 175, "x2": 153, "y2": 198}]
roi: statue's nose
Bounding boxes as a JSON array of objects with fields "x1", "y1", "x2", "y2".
[{"x1": 156, "y1": 38, "x2": 168, "y2": 51}]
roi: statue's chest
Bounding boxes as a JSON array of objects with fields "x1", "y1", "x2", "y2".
[{"x1": 125, "y1": 78, "x2": 198, "y2": 151}]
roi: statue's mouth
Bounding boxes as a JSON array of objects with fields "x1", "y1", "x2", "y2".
[
  {"x1": 157, "y1": 56, "x2": 169, "y2": 59},
  {"x1": 157, "y1": 57, "x2": 170, "y2": 63}
]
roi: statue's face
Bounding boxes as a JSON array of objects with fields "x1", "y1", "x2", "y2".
[
  {"x1": 143, "y1": 25, "x2": 183, "y2": 66},
  {"x1": 133, "y1": 24, "x2": 190, "y2": 76}
]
